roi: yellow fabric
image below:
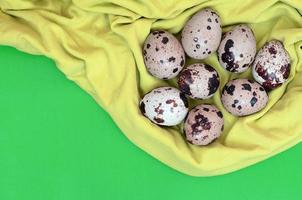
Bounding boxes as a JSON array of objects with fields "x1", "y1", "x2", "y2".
[{"x1": 1, "y1": 0, "x2": 302, "y2": 176}]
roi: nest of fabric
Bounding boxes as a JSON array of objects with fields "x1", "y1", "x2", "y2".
[{"x1": 0, "y1": 0, "x2": 301, "y2": 176}]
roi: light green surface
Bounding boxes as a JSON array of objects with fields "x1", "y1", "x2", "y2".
[{"x1": 1, "y1": 45, "x2": 302, "y2": 200}]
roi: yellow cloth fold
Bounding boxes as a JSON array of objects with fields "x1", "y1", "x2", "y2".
[{"x1": 1, "y1": 0, "x2": 302, "y2": 176}]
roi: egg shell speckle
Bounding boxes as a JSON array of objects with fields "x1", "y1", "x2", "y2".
[
  {"x1": 252, "y1": 40, "x2": 291, "y2": 89},
  {"x1": 178, "y1": 63, "x2": 220, "y2": 99},
  {"x1": 218, "y1": 24, "x2": 256, "y2": 73},
  {"x1": 221, "y1": 79, "x2": 268, "y2": 116},
  {"x1": 140, "y1": 87, "x2": 188, "y2": 126},
  {"x1": 184, "y1": 104, "x2": 224, "y2": 146},
  {"x1": 143, "y1": 30, "x2": 185, "y2": 79},
  {"x1": 181, "y1": 8, "x2": 222, "y2": 59}
]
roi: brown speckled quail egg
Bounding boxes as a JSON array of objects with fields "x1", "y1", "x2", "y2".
[
  {"x1": 184, "y1": 104, "x2": 224, "y2": 146},
  {"x1": 143, "y1": 30, "x2": 185, "y2": 79},
  {"x1": 218, "y1": 24, "x2": 256, "y2": 73},
  {"x1": 181, "y1": 8, "x2": 222, "y2": 59},
  {"x1": 139, "y1": 87, "x2": 188, "y2": 126},
  {"x1": 252, "y1": 40, "x2": 291, "y2": 90},
  {"x1": 221, "y1": 79, "x2": 268, "y2": 116},
  {"x1": 178, "y1": 63, "x2": 220, "y2": 99}
]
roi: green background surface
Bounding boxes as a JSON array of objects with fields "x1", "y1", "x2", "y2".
[{"x1": 1, "y1": 45, "x2": 302, "y2": 200}]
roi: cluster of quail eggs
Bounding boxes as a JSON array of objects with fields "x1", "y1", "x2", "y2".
[{"x1": 139, "y1": 8, "x2": 291, "y2": 146}]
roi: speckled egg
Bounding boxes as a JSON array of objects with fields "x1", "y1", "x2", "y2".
[
  {"x1": 139, "y1": 87, "x2": 188, "y2": 126},
  {"x1": 184, "y1": 104, "x2": 224, "y2": 146},
  {"x1": 178, "y1": 63, "x2": 220, "y2": 99},
  {"x1": 221, "y1": 79, "x2": 268, "y2": 116},
  {"x1": 252, "y1": 40, "x2": 291, "y2": 89},
  {"x1": 218, "y1": 24, "x2": 256, "y2": 73},
  {"x1": 181, "y1": 8, "x2": 222, "y2": 59},
  {"x1": 143, "y1": 30, "x2": 185, "y2": 79}
]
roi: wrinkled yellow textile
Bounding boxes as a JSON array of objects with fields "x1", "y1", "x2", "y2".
[{"x1": 1, "y1": 0, "x2": 302, "y2": 176}]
